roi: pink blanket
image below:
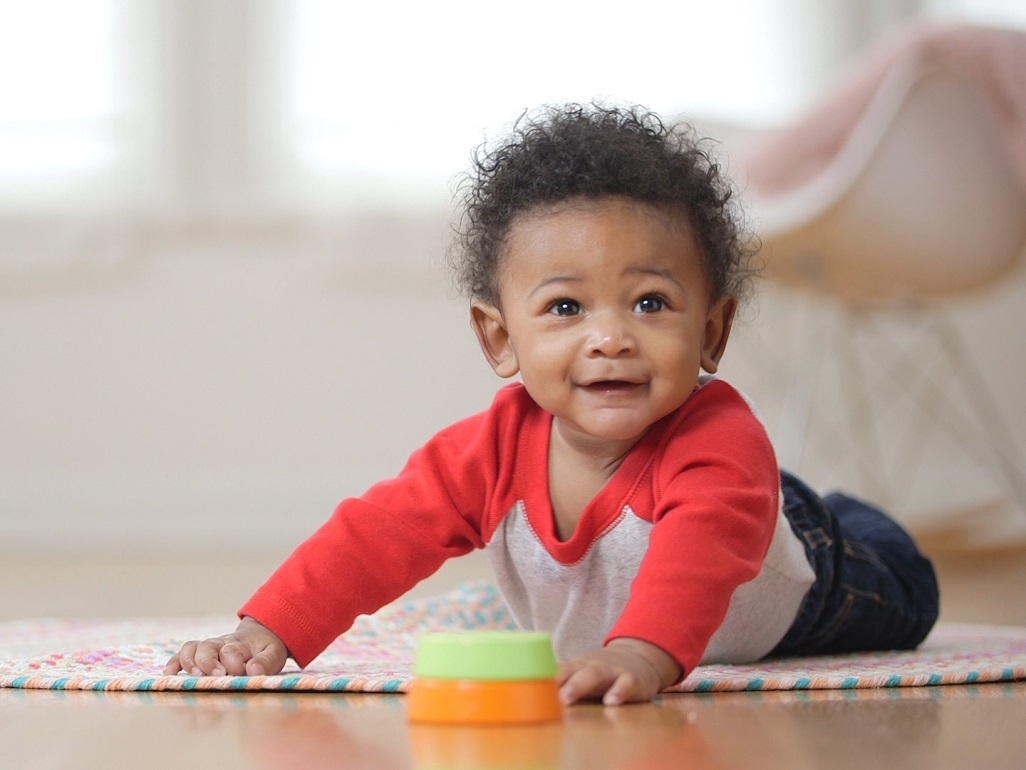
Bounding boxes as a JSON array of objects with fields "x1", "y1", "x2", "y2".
[
  {"x1": 2, "y1": 583, "x2": 1026, "y2": 693},
  {"x1": 743, "y1": 24, "x2": 1026, "y2": 197}
]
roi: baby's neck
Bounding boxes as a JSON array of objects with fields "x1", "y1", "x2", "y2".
[
  {"x1": 546, "y1": 422, "x2": 642, "y2": 541},
  {"x1": 549, "y1": 418, "x2": 645, "y2": 468}
]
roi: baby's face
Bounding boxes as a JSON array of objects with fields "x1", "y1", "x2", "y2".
[{"x1": 479, "y1": 197, "x2": 734, "y2": 448}]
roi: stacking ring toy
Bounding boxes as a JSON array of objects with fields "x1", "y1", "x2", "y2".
[{"x1": 407, "y1": 631, "x2": 563, "y2": 724}]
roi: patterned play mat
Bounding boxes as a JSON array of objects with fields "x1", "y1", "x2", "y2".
[{"x1": 2, "y1": 582, "x2": 1025, "y2": 694}]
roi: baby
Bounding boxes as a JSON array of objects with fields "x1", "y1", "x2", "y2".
[{"x1": 165, "y1": 103, "x2": 939, "y2": 705}]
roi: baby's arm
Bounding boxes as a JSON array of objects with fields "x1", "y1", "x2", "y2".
[
  {"x1": 163, "y1": 617, "x2": 288, "y2": 677},
  {"x1": 558, "y1": 638, "x2": 682, "y2": 706}
]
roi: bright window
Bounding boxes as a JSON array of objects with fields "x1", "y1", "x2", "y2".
[
  {"x1": 0, "y1": 2, "x2": 121, "y2": 188},
  {"x1": 287, "y1": 0, "x2": 799, "y2": 196},
  {"x1": 4, "y1": 1, "x2": 1022, "y2": 215},
  {"x1": 926, "y1": 0, "x2": 1026, "y2": 28}
]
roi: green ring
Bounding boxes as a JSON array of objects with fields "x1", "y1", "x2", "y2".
[{"x1": 413, "y1": 631, "x2": 558, "y2": 680}]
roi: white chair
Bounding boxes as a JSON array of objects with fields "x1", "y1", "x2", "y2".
[
  {"x1": 733, "y1": 26, "x2": 1026, "y2": 529},
  {"x1": 751, "y1": 59, "x2": 1026, "y2": 302}
]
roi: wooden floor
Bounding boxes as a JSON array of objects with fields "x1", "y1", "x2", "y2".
[
  {"x1": 3, "y1": 683, "x2": 1025, "y2": 770},
  {"x1": 2, "y1": 547, "x2": 1025, "y2": 769}
]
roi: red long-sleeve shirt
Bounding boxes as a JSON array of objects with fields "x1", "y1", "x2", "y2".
[{"x1": 240, "y1": 379, "x2": 814, "y2": 675}]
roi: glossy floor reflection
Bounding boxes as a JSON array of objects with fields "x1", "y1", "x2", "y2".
[{"x1": 3, "y1": 682, "x2": 1025, "y2": 769}]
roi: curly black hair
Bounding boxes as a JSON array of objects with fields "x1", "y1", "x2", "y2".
[{"x1": 451, "y1": 102, "x2": 757, "y2": 305}]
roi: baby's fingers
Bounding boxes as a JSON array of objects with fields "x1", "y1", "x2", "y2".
[
  {"x1": 561, "y1": 666, "x2": 647, "y2": 706},
  {"x1": 215, "y1": 638, "x2": 284, "y2": 676},
  {"x1": 559, "y1": 663, "x2": 617, "y2": 705},
  {"x1": 244, "y1": 642, "x2": 288, "y2": 676},
  {"x1": 166, "y1": 639, "x2": 229, "y2": 677},
  {"x1": 163, "y1": 620, "x2": 288, "y2": 678},
  {"x1": 213, "y1": 640, "x2": 253, "y2": 676},
  {"x1": 162, "y1": 651, "x2": 185, "y2": 676},
  {"x1": 164, "y1": 640, "x2": 199, "y2": 676},
  {"x1": 601, "y1": 671, "x2": 645, "y2": 706},
  {"x1": 193, "y1": 638, "x2": 230, "y2": 676}
]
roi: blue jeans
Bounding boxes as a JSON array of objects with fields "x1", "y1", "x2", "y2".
[{"x1": 771, "y1": 471, "x2": 940, "y2": 657}]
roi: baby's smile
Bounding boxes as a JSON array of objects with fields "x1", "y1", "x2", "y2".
[{"x1": 582, "y1": 379, "x2": 642, "y2": 393}]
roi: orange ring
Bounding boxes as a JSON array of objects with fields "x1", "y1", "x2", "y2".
[{"x1": 407, "y1": 677, "x2": 563, "y2": 724}]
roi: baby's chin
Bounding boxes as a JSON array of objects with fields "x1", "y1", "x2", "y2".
[{"x1": 551, "y1": 414, "x2": 663, "y2": 449}]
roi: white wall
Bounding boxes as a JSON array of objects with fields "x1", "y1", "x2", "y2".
[{"x1": 0, "y1": 213, "x2": 504, "y2": 551}]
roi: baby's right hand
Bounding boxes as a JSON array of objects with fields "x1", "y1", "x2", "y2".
[{"x1": 163, "y1": 617, "x2": 288, "y2": 677}]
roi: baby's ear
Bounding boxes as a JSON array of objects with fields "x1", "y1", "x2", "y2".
[
  {"x1": 701, "y1": 294, "x2": 737, "y2": 374},
  {"x1": 470, "y1": 301, "x2": 520, "y2": 378}
]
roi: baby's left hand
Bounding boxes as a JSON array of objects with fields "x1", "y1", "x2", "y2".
[{"x1": 558, "y1": 638, "x2": 682, "y2": 706}]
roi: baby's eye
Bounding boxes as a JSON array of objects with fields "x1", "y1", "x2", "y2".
[
  {"x1": 548, "y1": 299, "x2": 582, "y2": 316},
  {"x1": 634, "y1": 295, "x2": 666, "y2": 313}
]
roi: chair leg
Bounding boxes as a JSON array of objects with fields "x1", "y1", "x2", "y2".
[
  {"x1": 774, "y1": 298, "x2": 828, "y2": 471},
  {"x1": 778, "y1": 301, "x2": 1026, "y2": 520},
  {"x1": 916, "y1": 312, "x2": 1026, "y2": 514},
  {"x1": 832, "y1": 309, "x2": 892, "y2": 506}
]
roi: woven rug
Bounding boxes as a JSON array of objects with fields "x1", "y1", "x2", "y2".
[{"x1": 2, "y1": 582, "x2": 1025, "y2": 694}]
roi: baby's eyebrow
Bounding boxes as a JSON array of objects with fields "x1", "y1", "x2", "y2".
[
  {"x1": 528, "y1": 274, "x2": 581, "y2": 298},
  {"x1": 625, "y1": 266, "x2": 686, "y2": 290}
]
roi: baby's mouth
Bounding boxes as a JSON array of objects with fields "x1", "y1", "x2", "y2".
[{"x1": 584, "y1": 380, "x2": 641, "y2": 392}]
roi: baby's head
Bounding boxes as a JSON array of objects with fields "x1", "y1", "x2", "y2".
[
  {"x1": 452, "y1": 102, "x2": 756, "y2": 308},
  {"x1": 452, "y1": 104, "x2": 758, "y2": 443}
]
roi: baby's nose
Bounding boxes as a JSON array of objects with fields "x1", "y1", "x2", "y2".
[{"x1": 586, "y1": 314, "x2": 637, "y2": 357}]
